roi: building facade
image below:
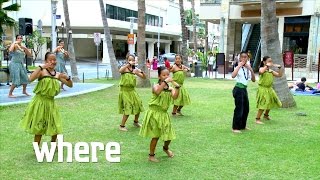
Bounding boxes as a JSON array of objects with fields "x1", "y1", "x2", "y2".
[
  {"x1": 199, "y1": 0, "x2": 320, "y2": 75},
  {"x1": 5, "y1": 0, "x2": 182, "y2": 63}
]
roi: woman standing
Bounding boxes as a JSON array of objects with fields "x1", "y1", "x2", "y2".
[
  {"x1": 8, "y1": 35, "x2": 32, "y2": 98},
  {"x1": 53, "y1": 39, "x2": 69, "y2": 90}
]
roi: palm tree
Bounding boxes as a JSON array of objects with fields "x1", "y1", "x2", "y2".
[
  {"x1": 190, "y1": 0, "x2": 197, "y2": 51},
  {"x1": 179, "y1": 0, "x2": 188, "y2": 65},
  {"x1": 98, "y1": 0, "x2": 120, "y2": 79},
  {"x1": 62, "y1": 0, "x2": 79, "y2": 82},
  {"x1": 136, "y1": 0, "x2": 150, "y2": 87},
  {"x1": 0, "y1": 0, "x2": 19, "y2": 36},
  {"x1": 261, "y1": 0, "x2": 296, "y2": 107}
]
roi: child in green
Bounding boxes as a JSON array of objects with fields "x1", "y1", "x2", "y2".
[
  {"x1": 118, "y1": 54, "x2": 146, "y2": 131},
  {"x1": 170, "y1": 54, "x2": 191, "y2": 116},
  {"x1": 20, "y1": 52, "x2": 73, "y2": 145},
  {"x1": 140, "y1": 66, "x2": 180, "y2": 162},
  {"x1": 256, "y1": 56, "x2": 282, "y2": 124}
]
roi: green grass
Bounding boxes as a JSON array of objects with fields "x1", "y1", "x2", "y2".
[{"x1": 0, "y1": 78, "x2": 319, "y2": 179}]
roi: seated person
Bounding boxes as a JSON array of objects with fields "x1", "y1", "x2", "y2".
[
  {"x1": 312, "y1": 82, "x2": 320, "y2": 94},
  {"x1": 288, "y1": 77, "x2": 314, "y2": 91}
]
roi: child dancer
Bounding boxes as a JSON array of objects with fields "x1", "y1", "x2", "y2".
[
  {"x1": 170, "y1": 54, "x2": 191, "y2": 116},
  {"x1": 20, "y1": 52, "x2": 73, "y2": 145},
  {"x1": 118, "y1": 54, "x2": 146, "y2": 131},
  {"x1": 256, "y1": 56, "x2": 282, "y2": 124},
  {"x1": 140, "y1": 66, "x2": 180, "y2": 162},
  {"x1": 231, "y1": 52, "x2": 255, "y2": 133}
]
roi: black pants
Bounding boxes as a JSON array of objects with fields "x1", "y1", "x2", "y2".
[{"x1": 232, "y1": 86, "x2": 249, "y2": 130}]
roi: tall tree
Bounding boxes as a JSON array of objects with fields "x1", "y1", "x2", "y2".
[
  {"x1": 24, "y1": 30, "x2": 46, "y2": 65},
  {"x1": 179, "y1": 0, "x2": 188, "y2": 65},
  {"x1": 0, "y1": 0, "x2": 19, "y2": 36},
  {"x1": 261, "y1": 0, "x2": 296, "y2": 107},
  {"x1": 62, "y1": 0, "x2": 79, "y2": 82},
  {"x1": 136, "y1": 0, "x2": 150, "y2": 87},
  {"x1": 98, "y1": 0, "x2": 120, "y2": 79},
  {"x1": 190, "y1": 0, "x2": 197, "y2": 51}
]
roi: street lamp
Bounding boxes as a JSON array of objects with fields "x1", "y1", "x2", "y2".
[
  {"x1": 157, "y1": 6, "x2": 161, "y2": 61},
  {"x1": 66, "y1": 30, "x2": 72, "y2": 51},
  {"x1": 51, "y1": 0, "x2": 58, "y2": 51},
  {"x1": 126, "y1": 17, "x2": 137, "y2": 55},
  {"x1": 61, "y1": 22, "x2": 64, "y2": 43},
  {"x1": 55, "y1": 26, "x2": 59, "y2": 43}
]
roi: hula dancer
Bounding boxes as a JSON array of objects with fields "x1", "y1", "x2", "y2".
[
  {"x1": 8, "y1": 35, "x2": 33, "y2": 98},
  {"x1": 53, "y1": 39, "x2": 69, "y2": 90},
  {"x1": 20, "y1": 52, "x2": 73, "y2": 145},
  {"x1": 255, "y1": 56, "x2": 282, "y2": 124},
  {"x1": 140, "y1": 66, "x2": 180, "y2": 162},
  {"x1": 231, "y1": 52, "x2": 256, "y2": 133},
  {"x1": 170, "y1": 54, "x2": 191, "y2": 116},
  {"x1": 118, "y1": 54, "x2": 146, "y2": 131}
]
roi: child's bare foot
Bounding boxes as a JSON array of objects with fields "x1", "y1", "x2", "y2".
[
  {"x1": 8, "y1": 94, "x2": 16, "y2": 98},
  {"x1": 263, "y1": 114, "x2": 271, "y2": 120},
  {"x1": 133, "y1": 121, "x2": 141, "y2": 128},
  {"x1": 232, "y1": 129, "x2": 242, "y2": 133},
  {"x1": 177, "y1": 111, "x2": 184, "y2": 116},
  {"x1": 23, "y1": 92, "x2": 30, "y2": 96},
  {"x1": 148, "y1": 154, "x2": 159, "y2": 162},
  {"x1": 255, "y1": 118, "x2": 264, "y2": 124},
  {"x1": 163, "y1": 146, "x2": 174, "y2": 158},
  {"x1": 244, "y1": 127, "x2": 251, "y2": 130},
  {"x1": 119, "y1": 125, "x2": 128, "y2": 132}
]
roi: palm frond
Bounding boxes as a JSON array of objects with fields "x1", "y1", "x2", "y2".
[
  {"x1": 0, "y1": 0, "x2": 11, "y2": 4},
  {"x1": 3, "y1": 3, "x2": 20, "y2": 11}
]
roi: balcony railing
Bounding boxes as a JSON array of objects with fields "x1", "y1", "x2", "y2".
[
  {"x1": 200, "y1": 0, "x2": 221, "y2": 5},
  {"x1": 232, "y1": 0, "x2": 302, "y2": 3},
  {"x1": 200, "y1": 0, "x2": 302, "y2": 6}
]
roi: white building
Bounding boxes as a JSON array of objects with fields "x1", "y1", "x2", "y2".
[
  {"x1": 5, "y1": 0, "x2": 182, "y2": 63},
  {"x1": 199, "y1": 0, "x2": 320, "y2": 76}
]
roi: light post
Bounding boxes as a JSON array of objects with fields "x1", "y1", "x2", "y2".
[
  {"x1": 51, "y1": 0, "x2": 58, "y2": 51},
  {"x1": 157, "y1": 6, "x2": 161, "y2": 61},
  {"x1": 126, "y1": 17, "x2": 137, "y2": 55},
  {"x1": 55, "y1": 26, "x2": 59, "y2": 43},
  {"x1": 61, "y1": 22, "x2": 64, "y2": 42},
  {"x1": 67, "y1": 30, "x2": 72, "y2": 51}
]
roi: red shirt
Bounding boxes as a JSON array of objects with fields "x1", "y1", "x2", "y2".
[{"x1": 165, "y1": 60, "x2": 170, "y2": 69}]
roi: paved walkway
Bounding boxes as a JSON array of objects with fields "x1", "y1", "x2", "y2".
[{"x1": 0, "y1": 82, "x2": 113, "y2": 106}]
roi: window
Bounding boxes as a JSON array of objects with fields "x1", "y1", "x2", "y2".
[
  {"x1": 106, "y1": 4, "x2": 115, "y2": 19},
  {"x1": 106, "y1": 4, "x2": 162, "y2": 27},
  {"x1": 118, "y1": 7, "x2": 126, "y2": 21}
]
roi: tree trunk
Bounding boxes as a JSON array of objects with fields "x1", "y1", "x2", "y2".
[
  {"x1": 62, "y1": 0, "x2": 79, "y2": 82},
  {"x1": 136, "y1": 0, "x2": 151, "y2": 88},
  {"x1": 261, "y1": 0, "x2": 296, "y2": 108},
  {"x1": 98, "y1": 0, "x2": 120, "y2": 79},
  {"x1": 191, "y1": 0, "x2": 197, "y2": 51},
  {"x1": 179, "y1": 0, "x2": 188, "y2": 65}
]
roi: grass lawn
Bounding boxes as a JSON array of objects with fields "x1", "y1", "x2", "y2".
[{"x1": 0, "y1": 78, "x2": 319, "y2": 179}]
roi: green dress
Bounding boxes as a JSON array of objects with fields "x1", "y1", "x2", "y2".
[
  {"x1": 9, "y1": 49, "x2": 29, "y2": 86},
  {"x1": 55, "y1": 51, "x2": 67, "y2": 73},
  {"x1": 139, "y1": 90, "x2": 176, "y2": 141},
  {"x1": 256, "y1": 72, "x2": 282, "y2": 109},
  {"x1": 118, "y1": 72, "x2": 144, "y2": 115},
  {"x1": 20, "y1": 76, "x2": 62, "y2": 136},
  {"x1": 173, "y1": 70, "x2": 191, "y2": 106}
]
